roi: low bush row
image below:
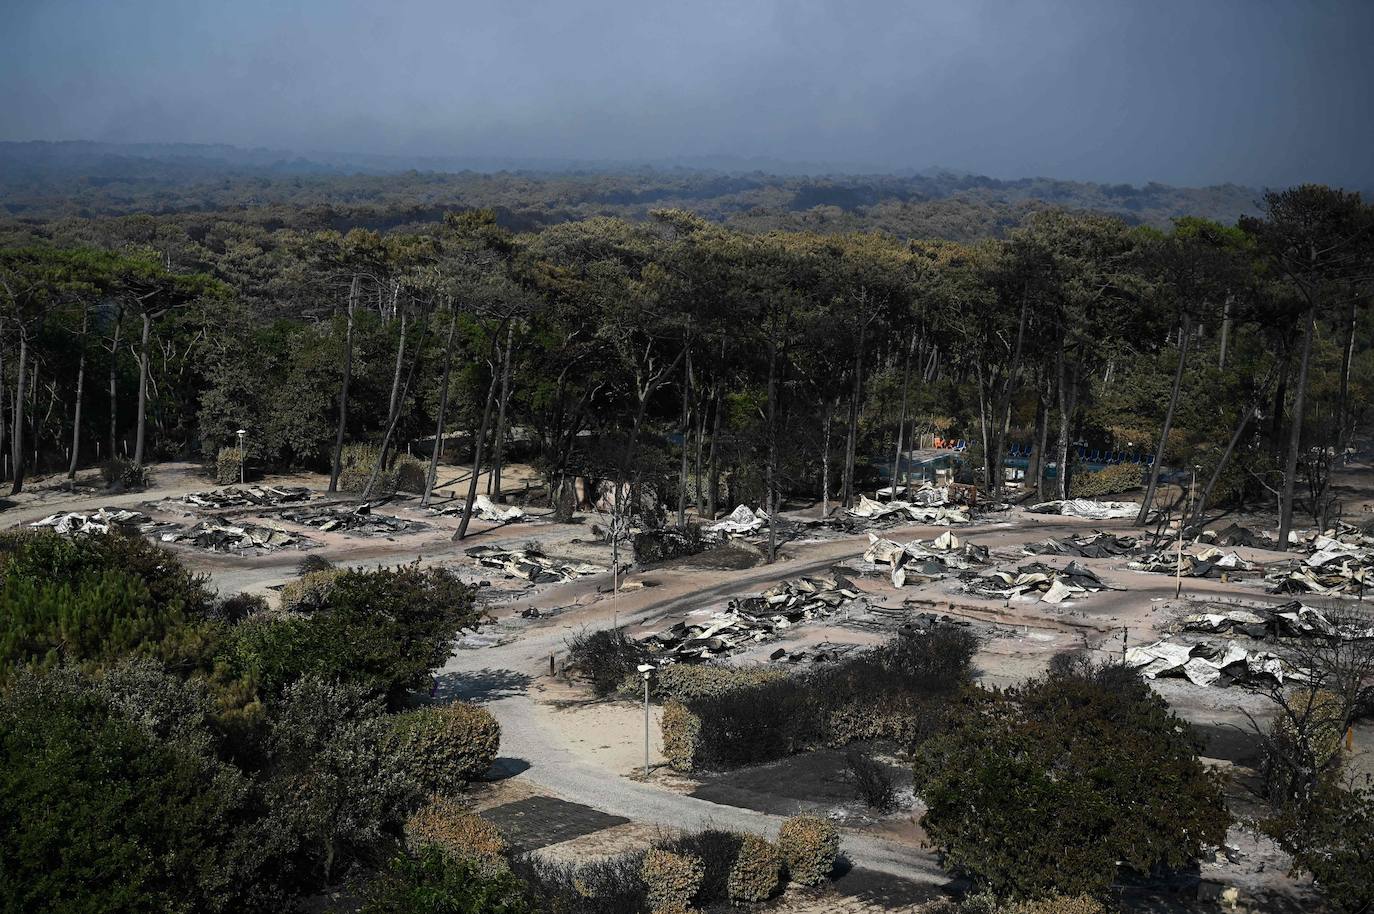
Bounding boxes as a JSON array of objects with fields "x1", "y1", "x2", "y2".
[{"x1": 661, "y1": 625, "x2": 978, "y2": 771}]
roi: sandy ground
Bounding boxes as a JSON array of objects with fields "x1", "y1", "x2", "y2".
[{"x1": 8, "y1": 455, "x2": 1373, "y2": 911}]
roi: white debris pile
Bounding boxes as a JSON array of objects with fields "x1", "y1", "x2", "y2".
[
  {"x1": 964, "y1": 560, "x2": 1119, "y2": 604},
  {"x1": 860, "y1": 531, "x2": 990, "y2": 587},
  {"x1": 708, "y1": 504, "x2": 770, "y2": 535},
  {"x1": 161, "y1": 521, "x2": 309, "y2": 553},
  {"x1": 180, "y1": 485, "x2": 312, "y2": 509},
  {"x1": 1129, "y1": 546, "x2": 1256, "y2": 579},
  {"x1": 463, "y1": 545, "x2": 604, "y2": 584},
  {"x1": 1179, "y1": 601, "x2": 1374, "y2": 641},
  {"x1": 1029, "y1": 499, "x2": 1138, "y2": 519},
  {"x1": 848, "y1": 493, "x2": 971, "y2": 526},
  {"x1": 1266, "y1": 535, "x2": 1373, "y2": 596},
  {"x1": 1023, "y1": 532, "x2": 1138, "y2": 558},
  {"x1": 30, "y1": 508, "x2": 162, "y2": 535},
  {"x1": 1125, "y1": 638, "x2": 1292, "y2": 687},
  {"x1": 645, "y1": 573, "x2": 863, "y2": 662},
  {"x1": 429, "y1": 494, "x2": 527, "y2": 524}
]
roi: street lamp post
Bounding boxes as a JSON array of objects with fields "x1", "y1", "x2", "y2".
[
  {"x1": 236, "y1": 429, "x2": 247, "y2": 484},
  {"x1": 637, "y1": 663, "x2": 655, "y2": 778}
]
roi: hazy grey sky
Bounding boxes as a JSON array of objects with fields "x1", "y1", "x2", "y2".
[{"x1": 3, "y1": 0, "x2": 1371, "y2": 187}]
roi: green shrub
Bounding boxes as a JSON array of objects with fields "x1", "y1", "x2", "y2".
[
  {"x1": 278, "y1": 568, "x2": 341, "y2": 612},
  {"x1": 661, "y1": 700, "x2": 702, "y2": 773},
  {"x1": 777, "y1": 815, "x2": 839, "y2": 887},
  {"x1": 227, "y1": 563, "x2": 481, "y2": 707},
  {"x1": 338, "y1": 443, "x2": 395, "y2": 495},
  {"x1": 653, "y1": 663, "x2": 786, "y2": 704},
  {"x1": 515, "y1": 854, "x2": 647, "y2": 914},
  {"x1": 362, "y1": 845, "x2": 529, "y2": 914},
  {"x1": 394, "y1": 454, "x2": 429, "y2": 494},
  {"x1": 566, "y1": 627, "x2": 649, "y2": 697},
  {"x1": 912, "y1": 662, "x2": 1231, "y2": 899},
  {"x1": 216, "y1": 447, "x2": 245, "y2": 485},
  {"x1": 1267, "y1": 781, "x2": 1374, "y2": 914},
  {"x1": 0, "y1": 531, "x2": 217, "y2": 680},
  {"x1": 640, "y1": 848, "x2": 704, "y2": 913},
  {"x1": 101, "y1": 457, "x2": 150, "y2": 491},
  {"x1": 654, "y1": 828, "x2": 741, "y2": 904},
  {"x1": 388, "y1": 703, "x2": 501, "y2": 792},
  {"x1": 1068, "y1": 462, "x2": 1142, "y2": 498},
  {"x1": 727, "y1": 834, "x2": 784, "y2": 903},
  {"x1": 404, "y1": 797, "x2": 508, "y2": 874}
]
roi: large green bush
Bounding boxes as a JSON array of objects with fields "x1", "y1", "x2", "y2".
[
  {"x1": 777, "y1": 815, "x2": 840, "y2": 887},
  {"x1": 228, "y1": 563, "x2": 481, "y2": 706},
  {"x1": 912, "y1": 662, "x2": 1230, "y2": 899},
  {"x1": 0, "y1": 531, "x2": 217, "y2": 680},
  {"x1": 388, "y1": 702, "x2": 501, "y2": 792},
  {"x1": 1068, "y1": 462, "x2": 1142, "y2": 498},
  {"x1": 362, "y1": 845, "x2": 529, "y2": 914},
  {"x1": 0, "y1": 665, "x2": 263, "y2": 914},
  {"x1": 727, "y1": 834, "x2": 784, "y2": 903},
  {"x1": 640, "y1": 849, "x2": 704, "y2": 913},
  {"x1": 216, "y1": 446, "x2": 245, "y2": 484},
  {"x1": 404, "y1": 797, "x2": 509, "y2": 875}
]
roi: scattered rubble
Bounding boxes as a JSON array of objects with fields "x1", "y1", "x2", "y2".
[
  {"x1": 1029, "y1": 499, "x2": 1138, "y2": 519},
  {"x1": 1197, "y1": 523, "x2": 1272, "y2": 549},
  {"x1": 179, "y1": 485, "x2": 311, "y2": 509},
  {"x1": 463, "y1": 545, "x2": 604, "y2": 584},
  {"x1": 1179, "y1": 601, "x2": 1374, "y2": 641},
  {"x1": 964, "y1": 560, "x2": 1119, "y2": 604},
  {"x1": 644, "y1": 573, "x2": 863, "y2": 662},
  {"x1": 428, "y1": 494, "x2": 528, "y2": 523},
  {"x1": 1129, "y1": 547, "x2": 1255, "y2": 579},
  {"x1": 30, "y1": 508, "x2": 164, "y2": 535},
  {"x1": 1023, "y1": 531, "x2": 1138, "y2": 559},
  {"x1": 847, "y1": 492, "x2": 971, "y2": 526},
  {"x1": 278, "y1": 503, "x2": 420, "y2": 536},
  {"x1": 1125, "y1": 638, "x2": 1292, "y2": 687},
  {"x1": 708, "y1": 505, "x2": 769, "y2": 535},
  {"x1": 161, "y1": 521, "x2": 311, "y2": 553},
  {"x1": 859, "y1": 531, "x2": 990, "y2": 587}
]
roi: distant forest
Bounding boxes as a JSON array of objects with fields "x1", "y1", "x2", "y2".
[{"x1": 0, "y1": 140, "x2": 1263, "y2": 241}]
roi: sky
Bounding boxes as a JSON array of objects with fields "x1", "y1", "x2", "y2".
[{"x1": 2, "y1": 0, "x2": 1372, "y2": 188}]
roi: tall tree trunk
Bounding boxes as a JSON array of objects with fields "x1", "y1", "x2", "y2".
[
  {"x1": 133, "y1": 311, "x2": 151, "y2": 468},
  {"x1": 1336, "y1": 294, "x2": 1359, "y2": 453},
  {"x1": 990, "y1": 294, "x2": 1030, "y2": 499},
  {"x1": 0, "y1": 336, "x2": 7, "y2": 480},
  {"x1": 328, "y1": 275, "x2": 359, "y2": 492},
  {"x1": 1193, "y1": 401, "x2": 1261, "y2": 527},
  {"x1": 422, "y1": 307, "x2": 459, "y2": 507},
  {"x1": 765, "y1": 337, "x2": 778, "y2": 563},
  {"x1": 489, "y1": 321, "x2": 515, "y2": 498},
  {"x1": 1029, "y1": 377, "x2": 1050, "y2": 498},
  {"x1": 1278, "y1": 304, "x2": 1317, "y2": 548},
  {"x1": 10, "y1": 334, "x2": 28, "y2": 494},
  {"x1": 107, "y1": 313, "x2": 120, "y2": 462},
  {"x1": 1054, "y1": 348, "x2": 1077, "y2": 501},
  {"x1": 385, "y1": 310, "x2": 408, "y2": 439},
  {"x1": 677, "y1": 343, "x2": 691, "y2": 526},
  {"x1": 842, "y1": 316, "x2": 868, "y2": 507},
  {"x1": 1137, "y1": 312, "x2": 1192, "y2": 525},
  {"x1": 1218, "y1": 295, "x2": 1233, "y2": 370},
  {"x1": 890, "y1": 331, "x2": 914, "y2": 500},
  {"x1": 454, "y1": 330, "x2": 505, "y2": 541},
  {"x1": 67, "y1": 310, "x2": 88, "y2": 479},
  {"x1": 822, "y1": 399, "x2": 833, "y2": 517},
  {"x1": 364, "y1": 321, "x2": 429, "y2": 499},
  {"x1": 707, "y1": 383, "x2": 722, "y2": 519},
  {"x1": 693, "y1": 388, "x2": 706, "y2": 515}
]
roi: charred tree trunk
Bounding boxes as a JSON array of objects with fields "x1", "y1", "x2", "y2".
[
  {"x1": 1054, "y1": 348, "x2": 1078, "y2": 501},
  {"x1": 10, "y1": 334, "x2": 28, "y2": 494},
  {"x1": 489, "y1": 321, "x2": 515, "y2": 499},
  {"x1": 107, "y1": 313, "x2": 121, "y2": 464},
  {"x1": 133, "y1": 311, "x2": 151, "y2": 468},
  {"x1": 67, "y1": 310, "x2": 88, "y2": 479},
  {"x1": 328, "y1": 276, "x2": 359, "y2": 492},
  {"x1": 454, "y1": 328, "x2": 505, "y2": 541},
  {"x1": 765, "y1": 337, "x2": 779, "y2": 563},
  {"x1": 707, "y1": 382, "x2": 722, "y2": 520},
  {"x1": 422, "y1": 306, "x2": 459, "y2": 507},
  {"x1": 1278, "y1": 304, "x2": 1317, "y2": 548},
  {"x1": 677, "y1": 342, "x2": 691, "y2": 526},
  {"x1": 1029, "y1": 377, "x2": 1050, "y2": 498},
  {"x1": 1137, "y1": 311, "x2": 1192, "y2": 525},
  {"x1": 1336, "y1": 294, "x2": 1359, "y2": 453},
  {"x1": 842, "y1": 315, "x2": 868, "y2": 507},
  {"x1": 1193, "y1": 400, "x2": 1261, "y2": 526},
  {"x1": 890, "y1": 331, "x2": 914, "y2": 501}
]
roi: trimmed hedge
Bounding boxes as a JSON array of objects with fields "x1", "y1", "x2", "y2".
[
  {"x1": 337, "y1": 444, "x2": 393, "y2": 495},
  {"x1": 728, "y1": 834, "x2": 784, "y2": 903},
  {"x1": 278, "y1": 569, "x2": 340, "y2": 613},
  {"x1": 403, "y1": 796, "x2": 508, "y2": 874},
  {"x1": 387, "y1": 702, "x2": 501, "y2": 793},
  {"x1": 215, "y1": 447, "x2": 244, "y2": 485},
  {"x1": 1069, "y1": 462, "x2": 1142, "y2": 498},
  {"x1": 778, "y1": 815, "x2": 840, "y2": 887},
  {"x1": 640, "y1": 849, "x2": 704, "y2": 913},
  {"x1": 661, "y1": 701, "x2": 703, "y2": 773}
]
